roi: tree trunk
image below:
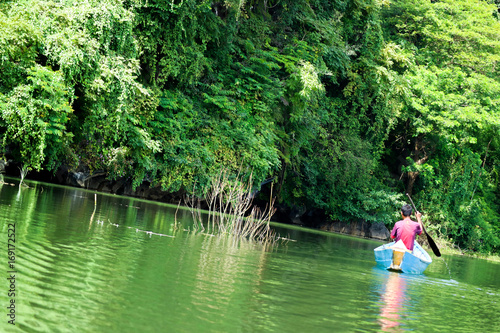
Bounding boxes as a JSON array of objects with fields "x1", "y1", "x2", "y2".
[{"x1": 406, "y1": 136, "x2": 429, "y2": 196}]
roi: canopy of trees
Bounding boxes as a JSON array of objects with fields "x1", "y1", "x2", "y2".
[{"x1": 1, "y1": 0, "x2": 499, "y2": 254}]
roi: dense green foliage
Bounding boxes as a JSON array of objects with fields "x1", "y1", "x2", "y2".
[
  {"x1": 381, "y1": 0, "x2": 500, "y2": 253},
  {"x1": 1, "y1": 0, "x2": 499, "y2": 253}
]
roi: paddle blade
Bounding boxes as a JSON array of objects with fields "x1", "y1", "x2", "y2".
[{"x1": 426, "y1": 233, "x2": 441, "y2": 257}]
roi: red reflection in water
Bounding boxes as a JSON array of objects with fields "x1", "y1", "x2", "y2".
[{"x1": 379, "y1": 273, "x2": 407, "y2": 331}]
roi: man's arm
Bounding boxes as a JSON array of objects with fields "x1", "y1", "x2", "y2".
[{"x1": 416, "y1": 211, "x2": 423, "y2": 234}]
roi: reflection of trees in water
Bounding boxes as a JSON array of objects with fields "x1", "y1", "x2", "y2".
[
  {"x1": 379, "y1": 273, "x2": 408, "y2": 332},
  {"x1": 186, "y1": 233, "x2": 268, "y2": 330}
]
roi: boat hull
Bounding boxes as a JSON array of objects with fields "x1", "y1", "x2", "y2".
[{"x1": 374, "y1": 241, "x2": 432, "y2": 274}]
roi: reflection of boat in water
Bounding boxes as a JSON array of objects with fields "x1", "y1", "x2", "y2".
[
  {"x1": 374, "y1": 241, "x2": 432, "y2": 274},
  {"x1": 378, "y1": 272, "x2": 407, "y2": 331}
]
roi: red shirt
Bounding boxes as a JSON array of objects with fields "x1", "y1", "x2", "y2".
[{"x1": 390, "y1": 219, "x2": 422, "y2": 251}]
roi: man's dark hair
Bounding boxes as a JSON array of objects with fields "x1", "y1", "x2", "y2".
[{"x1": 401, "y1": 204, "x2": 412, "y2": 217}]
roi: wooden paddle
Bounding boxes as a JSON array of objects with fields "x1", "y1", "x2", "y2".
[{"x1": 406, "y1": 193, "x2": 441, "y2": 257}]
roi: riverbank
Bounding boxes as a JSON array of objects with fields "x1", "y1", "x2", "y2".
[
  {"x1": 433, "y1": 237, "x2": 500, "y2": 263},
  {"x1": 3, "y1": 162, "x2": 499, "y2": 261},
  {"x1": 1, "y1": 162, "x2": 393, "y2": 240}
]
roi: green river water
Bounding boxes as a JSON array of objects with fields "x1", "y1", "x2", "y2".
[{"x1": 0, "y1": 179, "x2": 499, "y2": 332}]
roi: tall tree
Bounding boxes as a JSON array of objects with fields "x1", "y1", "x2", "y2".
[{"x1": 382, "y1": 0, "x2": 500, "y2": 252}]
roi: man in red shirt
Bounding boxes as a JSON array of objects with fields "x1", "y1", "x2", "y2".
[{"x1": 390, "y1": 204, "x2": 423, "y2": 251}]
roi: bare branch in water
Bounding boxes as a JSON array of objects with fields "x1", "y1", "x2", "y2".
[
  {"x1": 19, "y1": 165, "x2": 29, "y2": 188},
  {"x1": 185, "y1": 169, "x2": 286, "y2": 248}
]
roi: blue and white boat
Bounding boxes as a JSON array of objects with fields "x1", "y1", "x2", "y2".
[{"x1": 374, "y1": 240, "x2": 432, "y2": 274}]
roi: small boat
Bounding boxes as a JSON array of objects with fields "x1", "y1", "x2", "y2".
[{"x1": 374, "y1": 240, "x2": 432, "y2": 274}]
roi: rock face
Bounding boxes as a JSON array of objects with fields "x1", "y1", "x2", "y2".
[
  {"x1": 369, "y1": 222, "x2": 391, "y2": 240},
  {"x1": 0, "y1": 159, "x2": 8, "y2": 174},
  {"x1": 319, "y1": 220, "x2": 390, "y2": 240},
  {"x1": 273, "y1": 203, "x2": 391, "y2": 241},
  {"x1": 24, "y1": 165, "x2": 186, "y2": 204}
]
